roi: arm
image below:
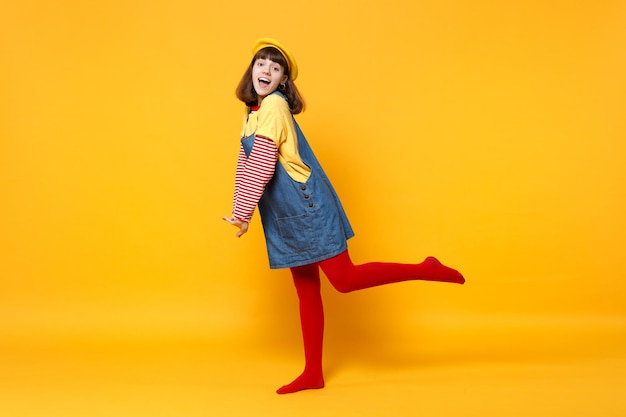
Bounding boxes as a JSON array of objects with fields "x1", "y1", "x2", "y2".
[
  {"x1": 232, "y1": 143, "x2": 246, "y2": 214},
  {"x1": 223, "y1": 136, "x2": 278, "y2": 237}
]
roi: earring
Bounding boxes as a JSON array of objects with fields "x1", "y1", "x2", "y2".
[{"x1": 279, "y1": 83, "x2": 286, "y2": 90}]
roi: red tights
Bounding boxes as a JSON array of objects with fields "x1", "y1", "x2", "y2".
[{"x1": 276, "y1": 250, "x2": 464, "y2": 394}]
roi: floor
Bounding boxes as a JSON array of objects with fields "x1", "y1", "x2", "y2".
[{"x1": 2, "y1": 316, "x2": 624, "y2": 417}]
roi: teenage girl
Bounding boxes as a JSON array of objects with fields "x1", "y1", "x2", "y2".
[{"x1": 223, "y1": 38, "x2": 465, "y2": 394}]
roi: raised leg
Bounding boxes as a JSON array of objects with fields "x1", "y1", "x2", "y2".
[{"x1": 320, "y1": 251, "x2": 465, "y2": 293}]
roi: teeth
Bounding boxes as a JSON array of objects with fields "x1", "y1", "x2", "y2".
[{"x1": 259, "y1": 78, "x2": 270, "y2": 83}]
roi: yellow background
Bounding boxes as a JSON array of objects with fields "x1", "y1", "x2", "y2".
[{"x1": 1, "y1": 0, "x2": 625, "y2": 416}]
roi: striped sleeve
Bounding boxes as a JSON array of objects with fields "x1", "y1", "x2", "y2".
[
  {"x1": 232, "y1": 144, "x2": 246, "y2": 214},
  {"x1": 232, "y1": 136, "x2": 278, "y2": 223}
]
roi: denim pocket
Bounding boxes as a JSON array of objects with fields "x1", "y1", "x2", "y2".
[{"x1": 276, "y1": 213, "x2": 316, "y2": 253}]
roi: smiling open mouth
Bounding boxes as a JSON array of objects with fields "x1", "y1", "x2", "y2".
[{"x1": 258, "y1": 78, "x2": 270, "y2": 87}]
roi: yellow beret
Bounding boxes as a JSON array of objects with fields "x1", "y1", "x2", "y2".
[{"x1": 251, "y1": 38, "x2": 298, "y2": 81}]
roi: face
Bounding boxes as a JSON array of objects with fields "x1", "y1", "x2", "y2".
[{"x1": 251, "y1": 58, "x2": 288, "y2": 103}]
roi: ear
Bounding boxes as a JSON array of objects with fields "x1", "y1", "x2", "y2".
[{"x1": 281, "y1": 74, "x2": 288, "y2": 84}]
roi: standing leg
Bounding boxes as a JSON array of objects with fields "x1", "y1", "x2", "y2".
[
  {"x1": 320, "y1": 250, "x2": 465, "y2": 293},
  {"x1": 277, "y1": 263, "x2": 326, "y2": 394}
]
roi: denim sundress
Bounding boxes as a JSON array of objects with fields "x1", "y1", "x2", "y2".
[{"x1": 240, "y1": 95, "x2": 354, "y2": 269}]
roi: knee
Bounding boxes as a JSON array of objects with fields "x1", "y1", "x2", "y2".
[
  {"x1": 320, "y1": 251, "x2": 356, "y2": 293},
  {"x1": 327, "y1": 277, "x2": 353, "y2": 294}
]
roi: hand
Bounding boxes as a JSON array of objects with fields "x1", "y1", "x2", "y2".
[{"x1": 222, "y1": 216, "x2": 249, "y2": 238}]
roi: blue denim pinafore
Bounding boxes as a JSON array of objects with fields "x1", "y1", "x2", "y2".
[{"x1": 241, "y1": 95, "x2": 354, "y2": 269}]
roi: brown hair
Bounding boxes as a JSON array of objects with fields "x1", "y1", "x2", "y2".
[{"x1": 235, "y1": 47, "x2": 305, "y2": 114}]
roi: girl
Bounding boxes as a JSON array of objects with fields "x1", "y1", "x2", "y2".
[{"x1": 223, "y1": 38, "x2": 465, "y2": 394}]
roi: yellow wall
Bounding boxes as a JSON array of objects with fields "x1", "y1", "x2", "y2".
[{"x1": 1, "y1": 0, "x2": 625, "y2": 354}]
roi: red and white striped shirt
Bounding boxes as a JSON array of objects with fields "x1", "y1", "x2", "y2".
[{"x1": 232, "y1": 135, "x2": 278, "y2": 222}]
